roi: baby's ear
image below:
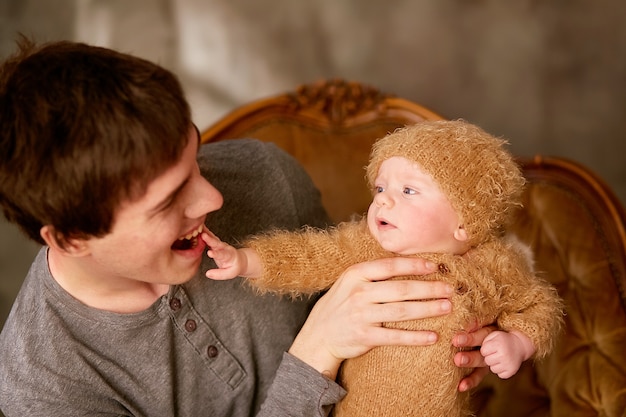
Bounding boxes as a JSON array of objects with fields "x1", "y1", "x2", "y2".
[{"x1": 454, "y1": 225, "x2": 468, "y2": 242}]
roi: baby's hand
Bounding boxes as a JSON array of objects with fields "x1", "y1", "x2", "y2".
[
  {"x1": 202, "y1": 230, "x2": 243, "y2": 280},
  {"x1": 480, "y1": 330, "x2": 535, "y2": 379}
]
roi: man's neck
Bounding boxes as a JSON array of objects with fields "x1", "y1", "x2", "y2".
[{"x1": 47, "y1": 248, "x2": 170, "y2": 313}]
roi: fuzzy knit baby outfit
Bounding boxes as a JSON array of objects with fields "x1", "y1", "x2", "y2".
[{"x1": 240, "y1": 121, "x2": 564, "y2": 416}]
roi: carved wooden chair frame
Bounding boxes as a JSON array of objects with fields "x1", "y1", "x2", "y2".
[{"x1": 200, "y1": 79, "x2": 626, "y2": 303}]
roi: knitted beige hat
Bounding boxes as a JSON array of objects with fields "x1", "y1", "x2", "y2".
[{"x1": 366, "y1": 120, "x2": 525, "y2": 245}]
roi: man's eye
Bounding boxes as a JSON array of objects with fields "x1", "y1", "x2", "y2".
[
  {"x1": 163, "y1": 198, "x2": 176, "y2": 209},
  {"x1": 160, "y1": 193, "x2": 181, "y2": 212}
]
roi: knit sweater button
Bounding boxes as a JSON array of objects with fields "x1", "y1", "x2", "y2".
[{"x1": 207, "y1": 345, "x2": 219, "y2": 358}]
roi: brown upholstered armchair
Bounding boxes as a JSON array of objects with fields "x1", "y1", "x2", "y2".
[{"x1": 201, "y1": 79, "x2": 626, "y2": 416}]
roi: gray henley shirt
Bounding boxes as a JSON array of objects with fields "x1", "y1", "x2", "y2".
[{"x1": 0, "y1": 139, "x2": 346, "y2": 416}]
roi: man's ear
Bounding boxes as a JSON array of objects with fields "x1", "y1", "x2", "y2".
[
  {"x1": 40, "y1": 225, "x2": 90, "y2": 256},
  {"x1": 454, "y1": 224, "x2": 468, "y2": 242}
]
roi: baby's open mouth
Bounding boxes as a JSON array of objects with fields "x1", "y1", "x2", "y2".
[{"x1": 171, "y1": 225, "x2": 203, "y2": 250}]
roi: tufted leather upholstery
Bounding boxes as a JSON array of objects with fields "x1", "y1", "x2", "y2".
[{"x1": 201, "y1": 79, "x2": 626, "y2": 416}]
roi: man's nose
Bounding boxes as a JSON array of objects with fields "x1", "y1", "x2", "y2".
[{"x1": 184, "y1": 176, "x2": 223, "y2": 218}]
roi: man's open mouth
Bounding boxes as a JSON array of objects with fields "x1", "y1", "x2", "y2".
[{"x1": 171, "y1": 225, "x2": 203, "y2": 251}]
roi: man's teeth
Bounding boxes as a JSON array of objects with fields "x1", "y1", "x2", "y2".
[{"x1": 178, "y1": 225, "x2": 203, "y2": 241}]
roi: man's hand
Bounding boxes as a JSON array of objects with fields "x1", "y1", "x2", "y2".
[
  {"x1": 453, "y1": 324, "x2": 497, "y2": 392},
  {"x1": 289, "y1": 257, "x2": 452, "y2": 380}
]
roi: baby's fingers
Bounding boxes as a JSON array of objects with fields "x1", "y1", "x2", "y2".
[
  {"x1": 205, "y1": 267, "x2": 237, "y2": 280},
  {"x1": 201, "y1": 230, "x2": 223, "y2": 249}
]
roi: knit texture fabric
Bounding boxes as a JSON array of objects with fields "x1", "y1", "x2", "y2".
[
  {"x1": 244, "y1": 220, "x2": 563, "y2": 417},
  {"x1": 366, "y1": 120, "x2": 526, "y2": 246}
]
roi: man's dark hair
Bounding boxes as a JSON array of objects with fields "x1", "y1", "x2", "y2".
[{"x1": 0, "y1": 37, "x2": 191, "y2": 245}]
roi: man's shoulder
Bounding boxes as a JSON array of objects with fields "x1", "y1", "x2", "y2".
[
  {"x1": 198, "y1": 138, "x2": 283, "y2": 167},
  {"x1": 1, "y1": 248, "x2": 55, "y2": 345},
  {"x1": 199, "y1": 139, "x2": 330, "y2": 243}
]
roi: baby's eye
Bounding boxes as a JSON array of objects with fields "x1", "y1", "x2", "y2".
[
  {"x1": 403, "y1": 187, "x2": 417, "y2": 195},
  {"x1": 374, "y1": 186, "x2": 385, "y2": 193}
]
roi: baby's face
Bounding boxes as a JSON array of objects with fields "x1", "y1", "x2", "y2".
[{"x1": 367, "y1": 156, "x2": 467, "y2": 255}]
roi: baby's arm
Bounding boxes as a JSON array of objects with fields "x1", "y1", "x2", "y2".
[
  {"x1": 469, "y1": 236, "x2": 563, "y2": 378},
  {"x1": 480, "y1": 330, "x2": 535, "y2": 379},
  {"x1": 202, "y1": 230, "x2": 263, "y2": 280}
]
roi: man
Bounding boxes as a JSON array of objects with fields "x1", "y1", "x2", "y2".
[{"x1": 0, "y1": 39, "x2": 490, "y2": 416}]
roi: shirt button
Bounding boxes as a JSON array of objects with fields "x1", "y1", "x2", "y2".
[
  {"x1": 207, "y1": 345, "x2": 219, "y2": 358},
  {"x1": 169, "y1": 298, "x2": 182, "y2": 311},
  {"x1": 184, "y1": 319, "x2": 197, "y2": 332}
]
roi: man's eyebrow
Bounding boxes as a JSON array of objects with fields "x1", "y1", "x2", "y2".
[{"x1": 150, "y1": 125, "x2": 199, "y2": 215}]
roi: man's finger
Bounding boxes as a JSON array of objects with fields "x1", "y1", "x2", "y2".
[
  {"x1": 453, "y1": 325, "x2": 497, "y2": 348},
  {"x1": 366, "y1": 299, "x2": 452, "y2": 323},
  {"x1": 348, "y1": 257, "x2": 437, "y2": 282},
  {"x1": 454, "y1": 349, "x2": 486, "y2": 368},
  {"x1": 458, "y1": 366, "x2": 490, "y2": 392}
]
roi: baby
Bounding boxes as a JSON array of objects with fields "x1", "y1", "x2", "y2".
[{"x1": 203, "y1": 120, "x2": 563, "y2": 417}]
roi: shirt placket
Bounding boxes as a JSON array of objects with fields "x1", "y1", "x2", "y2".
[{"x1": 167, "y1": 287, "x2": 246, "y2": 389}]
